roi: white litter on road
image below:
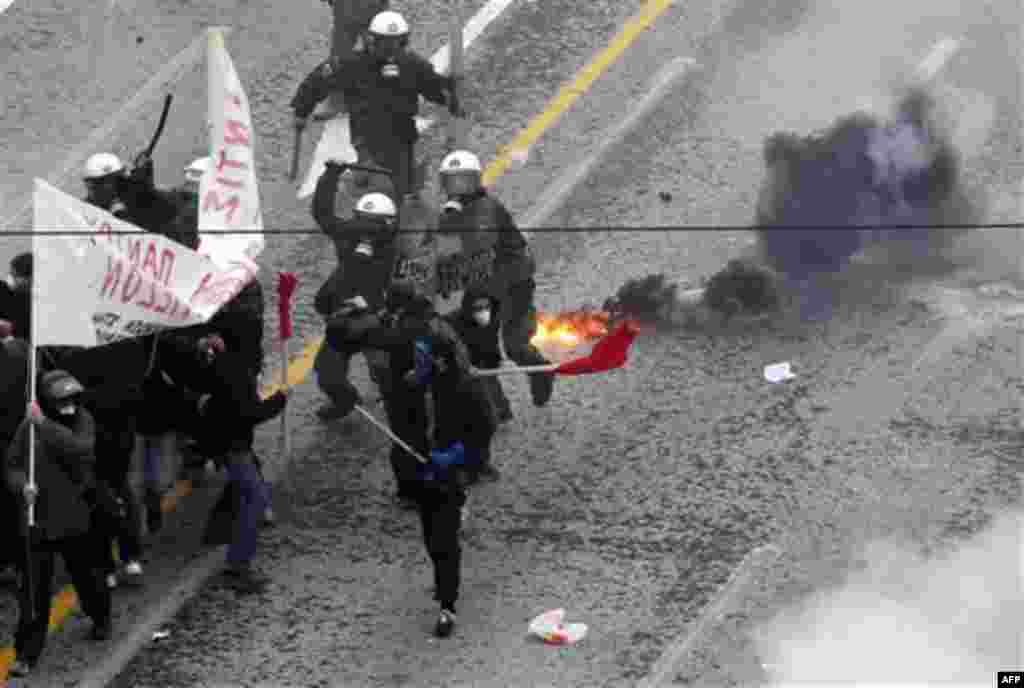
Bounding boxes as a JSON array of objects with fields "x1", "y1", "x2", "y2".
[{"x1": 764, "y1": 362, "x2": 796, "y2": 384}]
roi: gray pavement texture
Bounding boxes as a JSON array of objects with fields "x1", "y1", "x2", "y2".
[{"x1": 2, "y1": 0, "x2": 1024, "y2": 686}]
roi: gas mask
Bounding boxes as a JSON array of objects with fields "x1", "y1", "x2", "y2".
[
  {"x1": 380, "y1": 61, "x2": 400, "y2": 78},
  {"x1": 473, "y1": 309, "x2": 492, "y2": 327},
  {"x1": 57, "y1": 401, "x2": 77, "y2": 417},
  {"x1": 354, "y1": 240, "x2": 374, "y2": 257}
]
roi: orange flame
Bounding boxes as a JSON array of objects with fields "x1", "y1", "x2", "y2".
[{"x1": 531, "y1": 309, "x2": 611, "y2": 348}]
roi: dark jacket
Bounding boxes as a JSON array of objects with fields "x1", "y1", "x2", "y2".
[
  {"x1": 437, "y1": 190, "x2": 534, "y2": 299},
  {"x1": 79, "y1": 380, "x2": 144, "y2": 481},
  {"x1": 313, "y1": 165, "x2": 398, "y2": 319},
  {"x1": 291, "y1": 50, "x2": 453, "y2": 144},
  {"x1": 0, "y1": 282, "x2": 31, "y2": 342},
  {"x1": 0, "y1": 338, "x2": 28, "y2": 450},
  {"x1": 5, "y1": 409, "x2": 97, "y2": 541},
  {"x1": 445, "y1": 286, "x2": 502, "y2": 370},
  {"x1": 196, "y1": 351, "x2": 286, "y2": 457}
]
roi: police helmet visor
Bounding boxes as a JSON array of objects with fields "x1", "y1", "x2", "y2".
[
  {"x1": 370, "y1": 34, "x2": 404, "y2": 60},
  {"x1": 442, "y1": 170, "x2": 479, "y2": 197}
]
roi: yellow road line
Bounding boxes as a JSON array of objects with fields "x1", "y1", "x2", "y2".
[
  {"x1": 482, "y1": 0, "x2": 675, "y2": 186},
  {"x1": 0, "y1": 1, "x2": 671, "y2": 678}
]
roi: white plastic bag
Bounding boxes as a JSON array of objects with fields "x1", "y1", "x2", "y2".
[
  {"x1": 764, "y1": 362, "x2": 796, "y2": 384},
  {"x1": 528, "y1": 608, "x2": 588, "y2": 645}
]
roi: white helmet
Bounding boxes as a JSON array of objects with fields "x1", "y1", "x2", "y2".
[
  {"x1": 440, "y1": 150, "x2": 482, "y2": 174},
  {"x1": 354, "y1": 192, "x2": 397, "y2": 218},
  {"x1": 184, "y1": 156, "x2": 212, "y2": 185},
  {"x1": 368, "y1": 11, "x2": 409, "y2": 37},
  {"x1": 83, "y1": 153, "x2": 125, "y2": 180}
]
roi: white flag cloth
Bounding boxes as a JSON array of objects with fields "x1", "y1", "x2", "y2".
[
  {"x1": 32, "y1": 179, "x2": 251, "y2": 347},
  {"x1": 199, "y1": 28, "x2": 264, "y2": 272}
]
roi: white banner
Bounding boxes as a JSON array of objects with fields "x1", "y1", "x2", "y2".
[
  {"x1": 199, "y1": 28, "x2": 264, "y2": 272},
  {"x1": 32, "y1": 179, "x2": 251, "y2": 347}
]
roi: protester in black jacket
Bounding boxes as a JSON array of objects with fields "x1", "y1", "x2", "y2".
[
  {"x1": 4, "y1": 371, "x2": 112, "y2": 679},
  {"x1": 327, "y1": 284, "x2": 486, "y2": 637},
  {"x1": 0, "y1": 331, "x2": 28, "y2": 579},
  {"x1": 0, "y1": 253, "x2": 32, "y2": 342},
  {"x1": 191, "y1": 338, "x2": 287, "y2": 593},
  {"x1": 444, "y1": 286, "x2": 503, "y2": 482},
  {"x1": 80, "y1": 380, "x2": 146, "y2": 589}
]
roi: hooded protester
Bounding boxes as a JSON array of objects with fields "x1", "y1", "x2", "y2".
[
  {"x1": 4, "y1": 371, "x2": 113, "y2": 679},
  {"x1": 436, "y1": 150, "x2": 554, "y2": 410},
  {"x1": 327, "y1": 284, "x2": 485, "y2": 637},
  {"x1": 312, "y1": 159, "x2": 400, "y2": 421},
  {"x1": 0, "y1": 253, "x2": 32, "y2": 342},
  {"x1": 444, "y1": 286, "x2": 504, "y2": 482},
  {"x1": 291, "y1": 10, "x2": 461, "y2": 200},
  {"x1": 188, "y1": 335, "x2": 288, "y2": 593}
]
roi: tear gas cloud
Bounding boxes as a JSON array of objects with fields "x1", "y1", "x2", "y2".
[{"x1": 755, "y1": 509, "x2": 1024, "y2": 686}]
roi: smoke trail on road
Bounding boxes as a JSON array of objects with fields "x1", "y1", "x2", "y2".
[{"x1": 754, "y1": 509, "x2": 1024, "y2": 685}]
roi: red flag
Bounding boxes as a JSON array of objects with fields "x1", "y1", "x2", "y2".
[
  {"x1": 277, "y1": 272, "x2": 299, "y2": 340},
  {"x1": 553, "y1": 320, "x2": 640, "y2": 375}
]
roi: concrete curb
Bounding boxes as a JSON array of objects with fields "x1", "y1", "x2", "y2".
[{"x1": 73, "y1": 546, "x2": 227, "y2": 688}]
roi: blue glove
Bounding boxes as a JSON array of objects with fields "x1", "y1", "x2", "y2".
[{"x1": 412, "y1": 337, "x2": 433, "y2": 385}]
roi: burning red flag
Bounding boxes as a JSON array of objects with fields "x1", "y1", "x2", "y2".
[{"x1": 552, "y1": 320, "x2": 640, "y2": 375}]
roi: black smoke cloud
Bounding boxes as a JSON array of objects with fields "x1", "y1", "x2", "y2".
[
  {"x1": 604, "y1": 85, "x2": 987, "y2": 327},
  {"x1": 751, "y1": 85, "x2": 983, "y2": 318}
]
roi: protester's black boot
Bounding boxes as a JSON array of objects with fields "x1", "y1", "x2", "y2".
[{"x1": 434, "y1": 606, "x2": 456, "y2": 638}]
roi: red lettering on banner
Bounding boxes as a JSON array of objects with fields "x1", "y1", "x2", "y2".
[
  {"x1": 141, "y1": 243, "x2": 159, "y2": 281},
  {"x1": 227, "y1": 92, "x2": 242, "y2": 109},
  {"x1": 121, "y1": 267, "x2": 142, "y2": 303},
  {"x1": 224, "y1": 119, "x2": 250, "y2": 146},
  {"x1": 101, "y1": 257, "x2": 123, "y2": 299},
  {"x1": 202, "y1": 190, "x2": 241, "y2": 223},
  {"x1": 216, "y1": 148, "x2": 249, "y2": 172},
  {"x1": 158, "y1": 249, "x2": 175, "y2": 286}
]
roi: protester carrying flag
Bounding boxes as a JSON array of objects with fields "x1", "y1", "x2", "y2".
[
  {"x1": 4, "y1": 371, "x2": 113, "y2": 679},
  {"x1": 326, "y1": 283, "x2": 481, "y2": 636}
]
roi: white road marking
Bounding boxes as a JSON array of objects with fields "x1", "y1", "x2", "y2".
[
  {"x1": 296, "y1": 0, "x2": 517, "y2": 198},
  {"x1": 518, "y1": 57, "x2": 698, "y2": 236},
  {"x1": 1, "y1": 28, "x2": 231, "y2": 232}
]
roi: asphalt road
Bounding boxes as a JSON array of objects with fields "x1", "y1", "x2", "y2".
[{"x1": 2, "y1": 0, "x2": 1023, "y2": 685}]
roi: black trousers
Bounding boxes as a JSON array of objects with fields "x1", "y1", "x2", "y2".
[
  {"x1": 383, "y1": 388, "x2": 430, "y2": 498},
  {"x1": 415, "y1": 480, "x2": 465, "y2": 610},
  {"x1": 16, "y1": 533, "x2": 111, "y2": 666},
  {"x1": 354, "y1": 136, "x2": 416, "y2": 200},
  {"x1": 91, "y1": 479, "x2": 143, "y2": 575}
]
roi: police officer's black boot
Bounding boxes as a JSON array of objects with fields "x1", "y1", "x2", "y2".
[{"x1": 435, "y1": 605, "x2": 456, "y2": 638}]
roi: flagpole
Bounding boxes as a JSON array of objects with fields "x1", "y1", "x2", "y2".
[
  {"x1": 352, "y1": 405, "x2": 428, "y2": 464},
  {"x1": 471, "y1": 363, "x2": 558, "y2": 377}
]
